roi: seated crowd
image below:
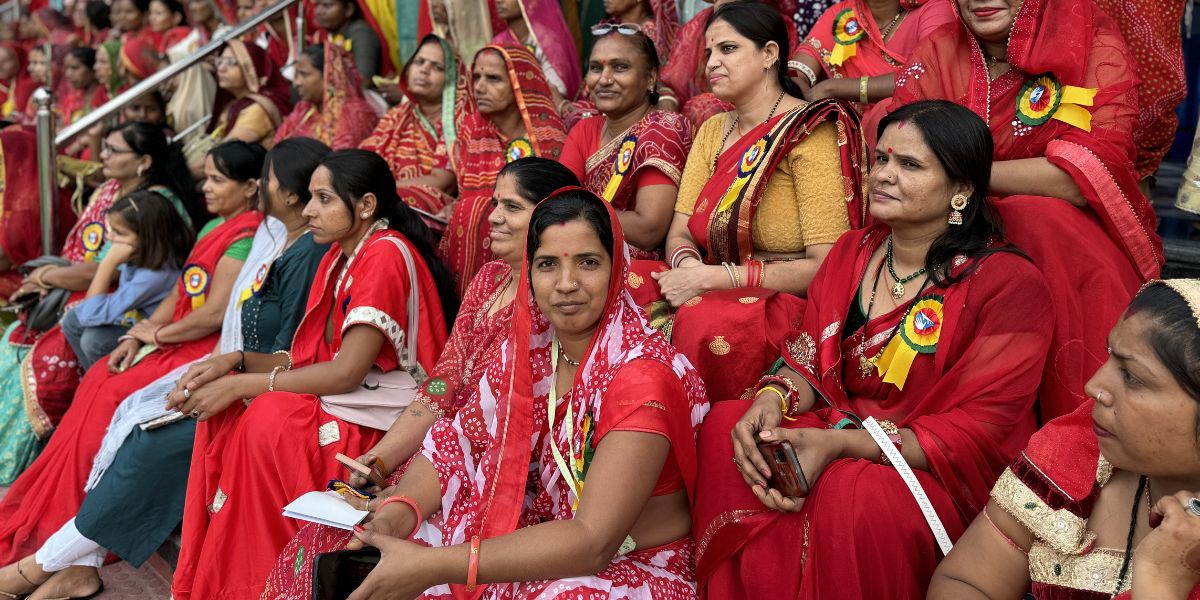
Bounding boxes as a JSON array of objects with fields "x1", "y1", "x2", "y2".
[{"x1": 0, "y1": 0, "x2": 1195, "y2": 598}]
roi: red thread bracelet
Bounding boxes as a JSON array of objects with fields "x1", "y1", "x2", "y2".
[
  {"x1": 375, "y1": 495, "x2": 422, "y2": 539},
  {"x1": 466, "y1": 535, "x2": 482, "y2": 591}
]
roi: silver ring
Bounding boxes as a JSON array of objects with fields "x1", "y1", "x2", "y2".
[
  {"x1": 183, "y1": 388, "x2": 192, "y2": 400},
  {"x1": 1187, "y1": 497, "x2": 1200, "y2": 517},
  {"x1": 190, "y1": 410, "x2": 201, "y2": 419}
]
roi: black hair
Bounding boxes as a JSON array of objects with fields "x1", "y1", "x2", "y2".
[
  {"x1": 301, "y1": 43, "x2": 325, "y2": 71},
  {"x1": 107, "y1": 121, "x2": 198, "y2": 224},
  {"x1": 123, "y1": 90, "x2": 168, "y2": 124},
  {"x1": 129, "y1": 0, "x2": 151, "y2": 14},
  {"x1": 66, "y1": 46, "x2": 96, "y2": 71},
  {"x1": 209, "y1": 140, "x2": 267, "y2": 183},
  {"x1": 151, "y1": 0, "x2": 189, "y2": 25},
  {"x1": 496, "y1": 157, "x2": 581, "y2": 207},
  {"x1": 877, "y1": 100, "x2": 1019, "y2": 286},
  {"x1": 1125, "y1": 283, "x2": 1200, "y2": 437},
  {"x1": 318, "y1": 149, "x2": 460, "y2": 325},
  {"x1": 108, "y1": 189, "x2": 195, "y2": 270},
  {"x1": 707, "y1": 1, "x2": 802, "y2": 99},
  {"x1": 86, "y1": 0, "x2": 112, "y2": 30},
  {"x1": 526, "y1": 188, "x2": 615, "y2": 266},
  {"x1": 260, "y1": 137, "x2": 332, "y2": 213},
  {"x1": 591, "y1": 29, "x2": 660, "y2": 104}
]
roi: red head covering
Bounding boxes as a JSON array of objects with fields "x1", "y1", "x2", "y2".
[{"x1": 119, "y1": 36, "x2": 163, "y2": 81}]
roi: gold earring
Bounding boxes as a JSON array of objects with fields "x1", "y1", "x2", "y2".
[{"x1": 948, "y1": 193, "x2": 969, "y2": 226}]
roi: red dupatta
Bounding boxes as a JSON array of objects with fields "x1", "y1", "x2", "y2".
[
  {"x1": 119, "y1": 36, "x2": 163, "y2": 82},
  {"x1": 0, "y1": 130, "x2": 64, "y2": 270},
  {"x1": 888, "y1": 0, "x2": 1160, "y2": 281},
  {"x1": 440, "y1": 42, "x2": 565, "y2": 295},
  {"x1": 175, "y1": 210, "x2": 262, "y2": 319},
  {"x1": 596, "y1": 0, "x2": 680, "y2": 57},
  {"x1": 0, "y1": 44, "x2": 36, "y2": 119},
  {"x1": 274, "y1": 44, "x2": 378, "y2": 149},
  {"x1": 491, "y1": 0, "x2": 581, "y2": 99},
  {"x1": 687, "y1": 98, "x2": 868, "y2": 265},
  {"x1": 580, "y1": 110, "x2": 691, "y2": 213},
  {"x1": 420, "y1": 190, "x2": 708, "y2": 600},
  {"x1": 795, "y1": 0, "x2": 953, "y2": 83}
]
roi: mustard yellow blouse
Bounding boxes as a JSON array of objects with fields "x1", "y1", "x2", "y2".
[{"x1": 675, "y1": 111, "x2": 849, "y2": 253}]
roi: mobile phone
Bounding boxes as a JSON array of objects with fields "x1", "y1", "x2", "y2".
[
  {"x1": 138, "y1": 411, "x2": 188, "y2": 431},
  {"x1": 312, "y1": 548, "x2": 381, "y2": 600},
  {"x1": 757, "y1": 440, "x2": 810, "y2": 498},
  {"x1": 335, "y1": 452, "x2": 372, "y2": 476}
]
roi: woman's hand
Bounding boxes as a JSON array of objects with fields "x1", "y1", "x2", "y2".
[
  {"x1": 1134, "y1": 490, "x2": 1200, "y2": 596},
  {"x1": 804, "y1": 79, "x2": 840, "y2": 102},
  {"x1": 651, "y1": 263, "x2": 722, "y2": 308},
  {"x1": 749, "y1": 427, "x2": 845, "y2": 513},
  {"x1": 345, "y1": 530, "x2": 437, "y2": 600},
  {"x1": 165, "y1": 353, "x2": 241, "y2": 411},
  {"x1": 9, "y1": 281, "x2": 44, "y2": 302},
  {"x1": 126, "y1": 319, "x2": 161, "y2": 345},
  {"x1": 731, "y1": 390, "x2": 784, "y2": 488},
  {"x1": 349, "y1": 452, "x2": 388, "y2": 491},
  {"x1": 107, "y1": 338, "x2": 142, "y2": 373},
  {"x1": 171, "y1": 373, "x2": 251, "y2": 421}
]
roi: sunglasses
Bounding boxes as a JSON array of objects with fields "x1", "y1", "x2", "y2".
[{"x1": 590, "y1": 23, "x2": 642, "y2": 37}]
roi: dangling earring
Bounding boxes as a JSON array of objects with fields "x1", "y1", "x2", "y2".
[{"x1": 948, "y1": 193, "x2": 969, "y2": 226}]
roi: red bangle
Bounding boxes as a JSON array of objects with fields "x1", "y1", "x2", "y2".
[
  {"x1": 466, "y1": 535, "x2": 482, "y2": 591},
  {"x1": 153, "y1": 326, "x2": 163, "y2": 346},
  {"x1": 375, "y1": 495, "x2": 422, "y2": 539}
]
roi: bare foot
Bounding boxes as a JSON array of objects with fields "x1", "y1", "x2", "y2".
[
  {"x1": 27, "y1": 566, "x2": 101, "y2": 600},
  {"x1": 0, "y1": 556, "x2": 50, "y2": 597}
]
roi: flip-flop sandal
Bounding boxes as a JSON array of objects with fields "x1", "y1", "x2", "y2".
[{"x1": 41, "y1": 582, "x2": 104, "y2": 600}]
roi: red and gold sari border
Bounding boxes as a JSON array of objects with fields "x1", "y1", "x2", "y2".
[
  {"x1": 990, "y1": 452, "x2": 1112, "y2": 555},
  {"x1": 1028, "y1": 544, "x2": 1130, "y2": 596}
]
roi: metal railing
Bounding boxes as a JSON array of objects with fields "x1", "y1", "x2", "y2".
[{"x1": 35, "y1": 0, "x2": 301, "y2": 253}]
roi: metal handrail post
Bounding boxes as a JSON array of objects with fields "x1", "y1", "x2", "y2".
[
  {"x1": 54, "y1": 0, "x2": 299, "y2": 147},
  {"x1": 34, "y1": 88, "x2": 57, "y2": 256}
]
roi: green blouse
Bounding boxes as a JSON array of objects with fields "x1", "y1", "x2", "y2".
[{"x1": 240, "y1": 233, "x2": 328, "y2": 353}]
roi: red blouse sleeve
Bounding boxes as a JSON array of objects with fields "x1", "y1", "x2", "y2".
[
  {"x1": 559, "y1": 117, "x2": 600, "y2": 180},
  {"x1": 595, "y1": 359, "x2": 689, "y2": 495}
]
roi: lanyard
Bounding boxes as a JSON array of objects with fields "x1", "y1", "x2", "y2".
[{"x1": 547, "y1": 338, "x2": 581, "y2": 507}]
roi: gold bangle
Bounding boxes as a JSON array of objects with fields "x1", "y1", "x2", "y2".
[
  {"x1": 755, "y1": 386, "x2": 798, "y2": 422},
  {"x1": 859, "y1": 76, "x2": 870, "y2": 104},
  {"x1": 273, "y1": 349, "x2": 293, "y2": 371},
  {"x1": 268, "y1": 365, "x2": 285, "y2": 392}
]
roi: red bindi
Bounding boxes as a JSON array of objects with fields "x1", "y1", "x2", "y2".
[
  {"x1": 563, "y1": 252, "x2": 569, "y2": 257},
  {"x1": 887, "y1": 147, "x2": 893, "y2": 154}
]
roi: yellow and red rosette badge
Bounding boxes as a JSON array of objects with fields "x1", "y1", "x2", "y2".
[
  {"x1": 505, "y1": 137, "x2": 534, "y2": 163},
  {"x1": 718, "y1": 136, "x2": 769, "y2": 213},
  {"x1": 81, "y1": 221, "x2": 105, "y2": 262},
  {"x1": 182, "y1": 264, "x2": 211, "y2": 310},
  {"x1": 874, "y1": 295, "x2": 944, "y2": 390},
  {"x1": 602, "y1": 135, "x2": 638, "y2": 201},
  {"x1": 1016, "y1": 73, "x2": 1097, "y2": 132},
  {"x1": 237, "y1": 262, "x2": 271, "y2": 307},
  {"x1": 830, "y1": 8, "x2": 866, "y2": 66}
]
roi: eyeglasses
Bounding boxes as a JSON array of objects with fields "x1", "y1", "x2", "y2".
[
  {"x1": 590, "y1": 23, "x2": 642, "y2": 37},
  {"x1": 102, "y1": 143, "x2": 135, "y2": 155}
]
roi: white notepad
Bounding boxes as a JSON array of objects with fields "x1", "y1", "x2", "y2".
[{"x1": 282, "y1": 490, "x2": 368, "y2": 530}]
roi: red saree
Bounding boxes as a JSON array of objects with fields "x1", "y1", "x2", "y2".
[
  {"x1": 274, "y1": 44, "x2": 378, "y2": 149},
  {"x1": 416, "y1": 192, "x2": 707, "y2": 599},
  {"x1": 359, "y1": 34, "x2": 472, "y2": 214},
  {"x1": 490, "y1": 0, "x2": 581, "y2": 99},
  {"x1": 991, "y1": 398, "x2": 1200, "y2": 599},
  {"x1": 0, "y1": 130, "x2": 65, "y2": 298},
  {"x1": 693, "y1": 225, "x2": 1054, "y2": 599},
  {"x1": 0, "y1": 209, "x2": 261, "y2": 566},
  {"x1": 596, "y1": 0, "x2": 680, "y2": 58},
  {"x1": 173, "y1": 225, "x2": 449, "y2": 600},
  {"x1": 874, "y1": 0, "x2": 1162, "y2": 421},
  {"x1": 631, "y1": 99, "x2": 867, "y2": 402},
  {"x1": 794, "y1": 0, "x2": 954, "y2": 111},
  {"x1": 260, "y1": 260, "x2": 515, "y2": 598},
  {"x1": 119, "y1": 35, "x2": 164, "y2": 83},
  {"x1": 57, "y1": 82, "x2": 108, "y2": 128},
  {"x1": 438, "y1": 43, "x2": 565, "y2": 296},
  {"x1": 560, "y1": 110, "x2": 692, "y2": 260},
  {"x1": 0, "y1": 44, "x2": 36, "y2": 120}
]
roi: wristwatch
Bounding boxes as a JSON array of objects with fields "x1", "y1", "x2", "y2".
[{"x1": 877, "y1": 419, "x2": 902, "y2": 465}]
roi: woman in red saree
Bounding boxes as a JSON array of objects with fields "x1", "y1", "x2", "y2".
[
  {"x1": 359, "y1": 34, "x2": 471, "y2": 215},
  {"x1": 274, "y1": 44, "x2": 379, "y2": 149},
  {"x1": 931, "y1": 280, "x2": 1200, "y2": 600},
  {"x1": 146, "y1": 0, "x2": 192, "y2": 53},
  {"x1": 559, "y1": 28, "x2": 692, "y2": 261},
  {"x1": 642, "y1": 2, "x2": 865, "y2": 402},
  {"x1": 790, "y1": 0, "x2": 954, "y2": 111},
  {"x1": 868, "y1": 0, "x2": 1163, "y2": 421},
  {"x1": 0, "y1": 44, "x2": 35, "y2": 120},
  {"x1": 57, "y1": 47, "x2": 109, "y2": 157},
  {"x1": 439, "y1": 43, "x2": 565, "y2": 296},
  {"x1": 0, "y1": 131, "x2": 55, "y2": 298},
  {"x1": 694, "y1": 100, "x2": 1054, "y2": 599},
  {"x1": 0, "y1": 142, "x2": 265, "y2": 567},
  {"x1": 261, "y1": 158, "x2": 583, "y2": 599},
  {"x1": 596, "y1": 0, "x2": 680, "y2": 59},
  {"x1": 343, "y1": 187, "x2": 708, "y2": 599},
  {"x1": 170, "y1": 150, "x2": 455, "y2": 600},
  {"x1": 491, "y1": 0, "x2": 581, "y2": 101}
]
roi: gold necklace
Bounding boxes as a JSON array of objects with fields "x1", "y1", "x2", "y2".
[{"x1": 713, "y1": 90, "x2": 786, "y2": 171}]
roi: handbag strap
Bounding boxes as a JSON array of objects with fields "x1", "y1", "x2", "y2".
[
  {"x1": 378, "y1": 236, "x2": 421, "y2": 372},
  {"x1": 862, "y1": 417, "x2": 954, "y2": 555}
]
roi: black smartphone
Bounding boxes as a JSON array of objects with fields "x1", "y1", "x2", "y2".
[
  {"x1": 757, "y1": 440, "x2": 811, "y2": 498},
  {"x1": 312, "y1": 548, "x2": 381, "y2": 600}
]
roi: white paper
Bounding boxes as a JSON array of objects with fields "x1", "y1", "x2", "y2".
[{"x1": 282, "y1": 490, "x2": 368, "y2": 531}]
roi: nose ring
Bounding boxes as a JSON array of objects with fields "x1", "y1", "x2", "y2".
[{"x1": 572, "y1": 282, "x2": 579, "y2": 289}]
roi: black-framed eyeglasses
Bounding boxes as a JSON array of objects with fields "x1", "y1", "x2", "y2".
[{"x1": 590, "y1": 23, "x2": 642, "y2": 37}]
